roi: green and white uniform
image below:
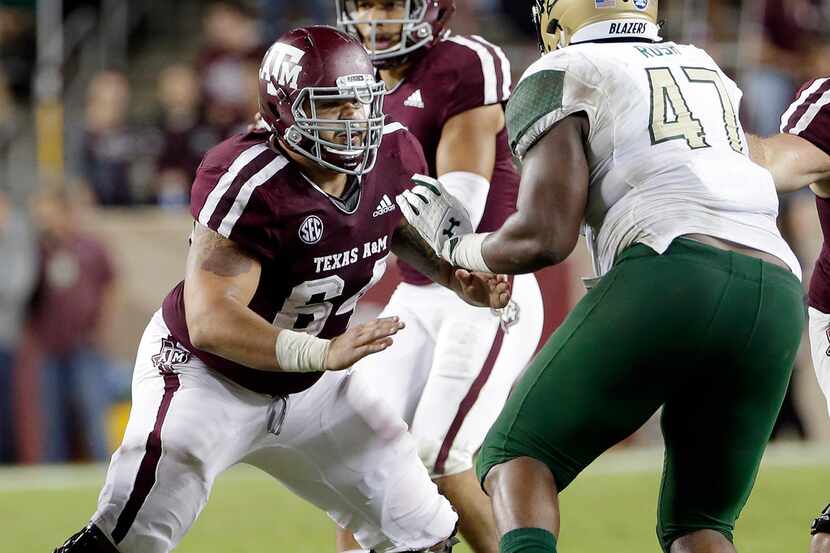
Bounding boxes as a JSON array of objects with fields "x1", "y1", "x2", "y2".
[
  {"x1": 478, "y1": 41, "x2": 805, "y2": 552},
  {"x1": 508, "y1": 41, "x2": 800, "y2": 279}
]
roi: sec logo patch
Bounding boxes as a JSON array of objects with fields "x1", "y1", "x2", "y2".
[
  {"x1": 633, "y1": 0, "x2": 649, "y2": 9},
  {"x1": 299, "y1": 215, "x2": 324, "y2": 244}
]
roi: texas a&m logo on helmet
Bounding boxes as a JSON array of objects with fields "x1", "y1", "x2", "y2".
[{"x1": 260, "y1": 42, "x2": 306, "y2": 93}]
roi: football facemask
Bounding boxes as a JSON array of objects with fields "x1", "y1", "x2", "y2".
[
  {"x1": 337, "y1": 0, "x2": 435, "y2": 64},
  {"x1": 282, "y1": 74, "x2": 387, "y2": 176}
]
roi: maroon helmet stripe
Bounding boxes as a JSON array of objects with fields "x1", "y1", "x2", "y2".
[
  {"x1": 433, "y1": 324, "x2": 506, "y2": 475},
  {"x1": 469, "y1": 36, "x2": 505, "y2": 102},
  {"x1": 783, "y1": 79, "x2": 830, "y2": 133},
  {"x1": 112, "y1": 372, "x2": 181, "y2": 544},
  {"x1": 207, "y1": 151, "x2": 275, "y2": 230}
]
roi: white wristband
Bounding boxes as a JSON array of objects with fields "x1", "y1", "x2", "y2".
[
  {"x1": 446, "y1": 232, "x2": 493, "y2": 272},
  {"x1": 275, "y1": 330, "x2": 331, "y2": 373},
  {"x1": 439, "y1": 171, "x2": 491, "y2": 229}
]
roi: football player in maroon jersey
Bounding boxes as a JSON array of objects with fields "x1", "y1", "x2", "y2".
[
  {"x1": 334, "y1": 4, "x2": 543, "y2": 553},
  {"x1": 749, "y1": 77, "x2": 830, "y2": 553},
  {"x1": 53, "y1": 26, "x2": 511, "y2": 553}
]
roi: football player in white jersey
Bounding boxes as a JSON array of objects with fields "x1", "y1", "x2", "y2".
[{"x1": 399, "y1": 1, "x2": 804, "y2": 552}]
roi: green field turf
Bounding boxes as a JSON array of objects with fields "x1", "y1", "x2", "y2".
[{"x1": 5, "y1": 443, "x2": 829, "y2": 553}]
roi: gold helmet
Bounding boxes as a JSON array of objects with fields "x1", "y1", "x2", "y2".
[{"x1": 532, "y1": 0, "x2": 660, "y2": 53}]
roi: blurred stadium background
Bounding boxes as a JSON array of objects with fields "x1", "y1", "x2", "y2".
[{"x1": 2, "y1": 0, "x2": 830, "y2": 551}]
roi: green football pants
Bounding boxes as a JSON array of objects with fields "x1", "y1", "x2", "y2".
[{"x1": 477, "y1": 238, "x2": 805, "y2": 552}]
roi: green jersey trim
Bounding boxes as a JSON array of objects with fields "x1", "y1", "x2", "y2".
[{"x1": 506, "y1": 70, "x2": 566, "y2": 155}]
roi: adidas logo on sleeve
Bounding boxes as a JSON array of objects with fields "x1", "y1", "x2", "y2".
[
  {"x1": 373, "y1": 194, "x2": 396, "y2": 218},
  {"x1": 403, "y1": 89, "x2": 425, "y2": 109}
]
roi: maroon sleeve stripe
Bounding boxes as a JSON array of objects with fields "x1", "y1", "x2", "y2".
[
  {"x1": 781, "y1": 78, "x2": 830, "y2": 134},
  {"x1": 196, "y1": 144, "x2": 269, "y2": 230},
  {"x1": 447, "y1": 35, "x2": 500, "y2": 105},
  {"x1": 470, "y1": 35, "x2": 512, "y2": 101},
  {"x1": 206, "y1": 152, "x2": 281, "y2": 232}
]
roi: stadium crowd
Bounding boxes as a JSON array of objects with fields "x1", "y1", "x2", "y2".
[{"x1": 0, "y1": 0, "x2": 829, "y2": 465}]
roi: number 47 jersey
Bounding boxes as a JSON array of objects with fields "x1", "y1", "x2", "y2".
[{"x1": 508, "y1": 41, "x2": 800, "y2": 279}]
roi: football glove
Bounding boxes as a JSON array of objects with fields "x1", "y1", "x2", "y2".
[{"x1": 395, "y1": 174, "x2": 474, "y2": 260}]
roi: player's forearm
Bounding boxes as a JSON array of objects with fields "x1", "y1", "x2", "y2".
[
  {"x1": 391, "y1": 221, "x2": 454, "y2": 287},
  {"x1": 749, "y1": 133, "x2": 830, "y2": 193},
  {"x1": 480, "y1": 215, "x2": 568, "y2": 274},
  {"x1": 186, "y1": 293, "x2": 282, "y2": 371}
]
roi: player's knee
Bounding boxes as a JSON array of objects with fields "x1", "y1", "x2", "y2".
[
  {"x1": 814, "y1": 533, "x2": 830, "y2": 553},
  {"x1": 345, "y1": 375, "x2": 409, "y2": 440},
  {"x1": 812, "y1": 504, "x2": 830, "y2": 553},
  {"x1": 415, "y1": 437, "x2": 472, "y2": 479},
  {"x1": 54, "y1": 523, "x2": 120, "y2": 553},
  {"x1": 159, "y1": 430, "x2": 211, "y2": 473},
  {"x1": 667, "y1": 529, "x2": 734, "y2": 553}
]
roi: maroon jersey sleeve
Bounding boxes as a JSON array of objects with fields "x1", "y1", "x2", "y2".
[
  {"x1": 190, "y1": 135, "x2": 287, "y2": 262},
  {"x1": 781, "y1": 77, "x2": 830, "y2": 155},
  {"x1": 382, "y1": 123, "x2": 430, "y2": 195},
  {"x1": 439, "y1": 35, "x2": 512, "y2": 122}
]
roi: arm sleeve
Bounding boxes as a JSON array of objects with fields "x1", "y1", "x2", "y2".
[
  {"x1": 190, "y1": 159, "x2": 279, "y2": 262},
  {"x1": 780, "y1": 77, "x2": 830, "y2": 155},
  {"x1": 384, "y1": 125, "x2": 430, "y2": 195},
  {"x1": 506, "y1": 51, "x2": 602, "y2": 159},
  {"x1": 442, "y1": 36, "x2": 513, "y2": 121}
]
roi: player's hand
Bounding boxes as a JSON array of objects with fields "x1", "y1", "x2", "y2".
[
  {"x1": 450, "y1": 269, "x2": 511, "y2": 308},
  {"x1": 396, "y1": 174, "x2": 474, "y2": 257},
  {"x1": 324, "y1": 317, "x2": 405, "y2": 371}
]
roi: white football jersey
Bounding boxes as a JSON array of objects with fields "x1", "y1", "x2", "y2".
[{"x1": 507, "y1": 41, "x2": 801, "y2": 279}]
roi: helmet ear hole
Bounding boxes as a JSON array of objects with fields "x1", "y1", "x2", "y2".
[{"x1": 547, "y1": 19, "x2": 559, "y2": 34}]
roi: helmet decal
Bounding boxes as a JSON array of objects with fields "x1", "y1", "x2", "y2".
[
  {"x1": 260, "y1": 43, "x2": 306, "y2": 93},
  {"x1": 258, "y1": 26, "x2": 387, "y2": 176}
]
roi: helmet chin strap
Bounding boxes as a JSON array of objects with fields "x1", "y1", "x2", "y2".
[{"x1": 569, "y1": 20, "x2": 661, "y2": 45}]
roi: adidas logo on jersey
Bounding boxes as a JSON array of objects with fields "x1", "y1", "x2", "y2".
[
  {"x1": 404, "y1": 89, "x2": 425, "y2": 109},
  {"x1": 373, "y1": 194, "x2": 396, "y2": 218}
]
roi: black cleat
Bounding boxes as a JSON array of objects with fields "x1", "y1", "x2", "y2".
[
  {"x1": 812, "y1": 504, "x2": 830, "y2": 536},
  {"x1": 54, "y1": 524, "x2": 120, "y2": 553}
]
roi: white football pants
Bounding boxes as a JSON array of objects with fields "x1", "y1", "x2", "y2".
[
  {"x1": 808, "y1": 306, "x2": 830, "y2": 416},
  {"x1": 91, "y1": 311, "x2": 457, "y2": 553},
  {"x1": 351, "y1": 274, "x2": 544, "y2": 477}
]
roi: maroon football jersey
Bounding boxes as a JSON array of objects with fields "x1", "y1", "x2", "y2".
[
  {"x1": 162, "y1": 123, "x2": 428, "y2": 395},
  {"x1": 384, "y1": 34, "x2": 520, "y2": 285},
  {"x1": 781, "y1": 77, "x2": 830, "y2": 312}
]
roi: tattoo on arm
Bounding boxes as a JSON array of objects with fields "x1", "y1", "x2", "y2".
[
  {"x1": 191, "y1": 225, "x2": 255, "y2": 278},
  {"x1": 391, "y1": 221, "x2": 451, "y2": 285}
]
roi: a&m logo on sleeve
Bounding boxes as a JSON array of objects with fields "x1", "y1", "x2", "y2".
[
  {"x1": 633, "y1": 0, "x2": 649, "y2": 9},
  {"x1": 299, "y1": 215, "x2": 324, "y2": 245}
]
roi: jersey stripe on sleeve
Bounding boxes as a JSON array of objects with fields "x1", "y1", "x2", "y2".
[
  {"x1": 471, "y1": 35, "x2": 512, "y2": 101},
  {"x1": 217, "y1": 155, "x2": 289, "y2": 237},
  {"x1": 198, "y1": 144, "x2": 270, "y2": 228},
  {"x1": 781, "y1": 78, "x2": 830, "y2": 133},
  {"x1": 448, "y1": 35, "x2": 499, "y2": 104}
]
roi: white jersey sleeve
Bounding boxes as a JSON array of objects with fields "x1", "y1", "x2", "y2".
[{"x1": 507, "y1": 49, "x2": 603, "y2": 160}]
